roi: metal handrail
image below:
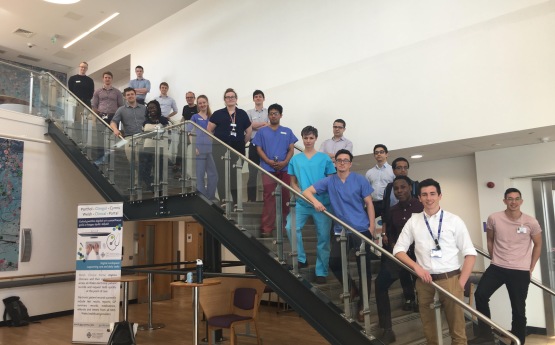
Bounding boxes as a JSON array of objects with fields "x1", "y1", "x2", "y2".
[
  {"x1": 185, "y1": 124, "x2": 521, "y2": 344},
  {"x1": 474, "y1": 246, "x2": 555, "y2": 296}
]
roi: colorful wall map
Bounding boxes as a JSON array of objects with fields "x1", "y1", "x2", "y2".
[{"x1": 0, "y1": 138, "x2": 24, "y2": 271}]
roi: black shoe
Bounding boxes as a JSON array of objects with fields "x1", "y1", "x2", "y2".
[
  {"x1": 298, "y1": 261, "x2": 309, "y2": 269},
  {"x1": 378, "y1": 329, "x2": 396, "y2": 345},
  {"x1": 402, "y1": 300, "x2": 413, "y2": 311},
  {"x1": 468, "y1": 335, "x2": 495, "y2": 345},
  {"x1": 314, "y1": 276, "x2": 327, "y2": 284}
]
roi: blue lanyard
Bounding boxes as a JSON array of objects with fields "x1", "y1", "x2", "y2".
[{"x1": 424, "y1": 210, "x2": 443, "y2": 249}]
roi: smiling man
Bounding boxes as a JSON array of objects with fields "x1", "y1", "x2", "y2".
[
  {"x1": 470, "y1": 188, "x2": 542, "y2": 345},
  {"x1": 393, "y1": 178, "x2": 476, "y2": 345}
]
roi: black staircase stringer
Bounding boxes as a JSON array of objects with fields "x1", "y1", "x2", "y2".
[
  {"x1": 47, "y1": 120, "x2": 124, "y2": 203},
  {"x1": 124, "y1": 194, "x2": 379, "y2": 345}
]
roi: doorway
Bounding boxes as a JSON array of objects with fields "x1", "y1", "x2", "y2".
[
  {"x1": 532, "y1": 178, "x2": 555, "y2": 336},
  {"x1": 137, "y1": 221, "x2": 174, "y2": 303}
]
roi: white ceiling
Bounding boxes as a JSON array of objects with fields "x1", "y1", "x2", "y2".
[
  {"x1": 1, "y1": 0, "x2": 554, "y2": 166},
  {"x1": 0, "y1": 0, "x2": 196, "y2": 73}
]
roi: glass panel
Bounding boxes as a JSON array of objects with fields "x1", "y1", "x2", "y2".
[{"x1": 0, "y1": 61, "x2": 45, "y2": 116}]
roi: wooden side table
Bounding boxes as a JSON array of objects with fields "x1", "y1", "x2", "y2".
[
  {"x1": 104, "y1": 275, "x2": 148, "y2": 322},
  {"x1": 171, "y1": 280, "x2": 221, "y2": 345}
]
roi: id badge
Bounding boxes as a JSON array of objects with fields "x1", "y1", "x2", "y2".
[
  {"x1": 517, "y1": 226, "x2": 527, "y2": 234},
  {"x1": 430, "y1": 249, "x2": 443, "y2": 258},
  {"x1": 230, "y1": 131, "x2": 237, "y2": 137}
]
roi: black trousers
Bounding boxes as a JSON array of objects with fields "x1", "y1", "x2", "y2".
[
  {"x1": 212, "y1": 141, "x2": 245, "y2": 203},
  {"x1": 474, "y1": 264, "x2": 530, "y2": 344},
  {"x1": 375, "y1": 254, "x2": 416, "y2": 329},
  {"x1": 247, "y1": 142, "x2": 261, "y2": 201},
  {"x1": 329, "y1": 232, "x2": 373, "y2": 307}
]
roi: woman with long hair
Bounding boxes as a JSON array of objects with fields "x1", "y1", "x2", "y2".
[{"x1": 188, "y1": 95, "x2": 218, "y2": 200}]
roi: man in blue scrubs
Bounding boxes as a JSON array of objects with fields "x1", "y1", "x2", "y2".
[
  {"x1": 287, "y1": 126, "x2": 336, "y2": 284},
  {"x1": 303, "y1": 149, "x2": 375, "y2": 316},
  {"x1": 252, "y1": 104, "x2": 297, "y2": 238}
]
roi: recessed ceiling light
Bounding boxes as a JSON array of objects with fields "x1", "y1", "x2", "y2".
[
  {"x1": 44, "y1": 0, "x2": 81, "y2": 4},
  {"x1": 64, "y1": 12, "x2": 119, "y2": 48},
  {"x1": 411, "y1": 154, "x2": 423, "y2": 159}
]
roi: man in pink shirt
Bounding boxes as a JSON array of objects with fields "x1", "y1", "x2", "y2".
[{"x1": 470, "y1": 188, "x2": 542, "y2": 345}]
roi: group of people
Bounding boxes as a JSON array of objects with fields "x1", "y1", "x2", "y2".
[{"x1": 68, "y1": 62, "x2": 543, "y2": 345}]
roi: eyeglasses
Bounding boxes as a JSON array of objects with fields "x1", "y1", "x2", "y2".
[
  {"x1": 335, "y1": 159, "x2": 351, "y2": 164},
  {"x1": 269, "y1": 112, "x2": 280, "y2": 116},
  {"x1": 395, "y1": 166, "x2": 409, "y2": 170},
  {"x1": 224, "y1": 96, "x2": 236, "y2": 100},
  {"x1": 333, "y1": 126, "x2": 344, "y2": 129},
  {"x1": 505, "y1": 198, "x2": 522, "y2": 202},
  {"x1": 374, "y1": 150, "x2": 386, "y2": 155},
  {"x1": 186, "y1": 96, "x2": 195, "y2": 99}
]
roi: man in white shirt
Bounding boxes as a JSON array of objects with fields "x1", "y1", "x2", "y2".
[
  {"x1": 393, "y1": 178, "x2": 476, "y2": 345},
  {"x1": 155, "y1": 82, "x2": 179, "y2": 165},
  {"x1": 319, "y1": 119, "x2": 353, "y2": 162},
  {"x1": 246, "y1": 90, "x2": 268, "y2": 202},
  {"x1": 365, "y1": 144, "x2": 395, "y2": 218}
]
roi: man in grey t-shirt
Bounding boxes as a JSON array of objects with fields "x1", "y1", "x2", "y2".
[{"x1": 246, "y1": 90, "x2": 269, "y2": 202}]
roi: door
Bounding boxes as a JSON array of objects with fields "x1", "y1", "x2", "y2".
[
  {"x1": 532, "y1": 178, "x2": 555, "y2": 336},
  {"x1": 137, "y1": 221, "x2": 174, "y2": 302}
]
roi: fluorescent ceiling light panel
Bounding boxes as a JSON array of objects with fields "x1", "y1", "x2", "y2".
[
  {"x1": 410, "y1": 154, "x2": 423, "y2": 159},
  {"x1": 44, "y1": 0, "x2": 81, "y2": 4},
  {"x1": 64, "y1": 12, "x2": 119, "y2": 48}
]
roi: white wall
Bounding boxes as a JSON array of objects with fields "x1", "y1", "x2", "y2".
[
  {"x1": 0, "y1": 109, "x2": 106, "y2": 316},
  {"x1": 475, "y1": 141, "x2": 555, "y2": 330},
  {"x1": 86, "y1": 0, "x2": 555, "y2": 155}
]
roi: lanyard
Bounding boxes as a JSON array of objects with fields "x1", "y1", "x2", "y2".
[
  {"x1": 424, "y1": 210, "x2": 443, "y2": 249},
  {"x1": 229, "y1": 111, "x2": 236, "y2": 124}
]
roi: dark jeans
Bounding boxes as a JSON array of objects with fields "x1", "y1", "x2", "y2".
[
  {"x1": 474, "y1": 264, "x2": 530, "y2": 344},
  {"x1": 330, "y1": 231, "x2": 373, "y2": 307},
  {"x1": 247, "y1": 142, "x2": 261, "y2": 201},
  {"x1": 375, "y1": 254, "x2": 416, "y2": 329},
  {"x1": 139, "y1": 148, "x2": 163, "y2": 190},
  {"x1": 373, "y1": 200, "x2": 384, "y2": 219},
  {"x1": 212, "y1": 141, "x2": 245, "y2": 203}
]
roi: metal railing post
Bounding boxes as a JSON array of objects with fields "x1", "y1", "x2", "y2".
[
  {"x1": 433, "y1": 290, "x2": 444, "y2": 345},
  {"x1": 28, "y1": 72, "x2": 34, "y2": 115},
  {"x1": 224, "y1": 149, "x2": 232, "y2": 215},
  {"x1": 289, "y1": 195, "x2": 300, "y2": 277},
  {"x1": 358, "y1": 242, "x2": 372, "y2": 336},
  {"x1": 339, "y1": 229, "x2": 352, "y2": 320},
  {"x1": 274, "y1": 183, "x2": 284, "y2": 263},
  {"x1": 235, "y1": 156, "x2": 243, "y2": 215}
]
